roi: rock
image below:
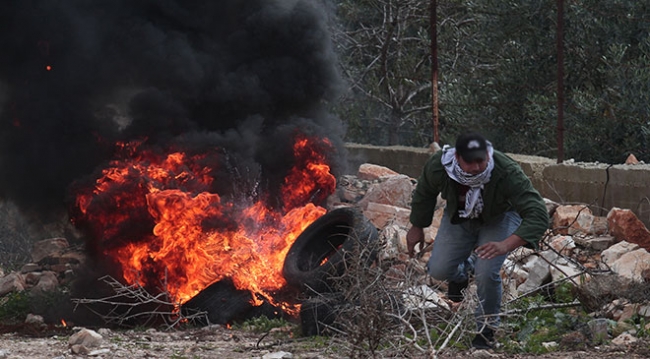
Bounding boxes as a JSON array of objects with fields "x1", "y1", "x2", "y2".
[
  {"x1": 68, "y1": 328, "x2": 103, "y2": 348},
  {"x1": 609, "y1": 248, "x2": 650, "y2": 282},
  {"x1": 356, "y1": 174, "x2": 414, "y2": 210},
  {"x1": 552, "y1": 205, "x2": 595, "y2": 235},
  {"x1": 471, "y1": 349, "x2": 498, "y2": 357},
  {"x1": 601, "y1": 241, "x2": 639, "y2": 265},
  {"x1": 573, "y1": 235, "x2": 615, "y2": 251},
  {"x1": 549, "y1": 235, "x2": 576, "y2": 255},
  {"x1": 639, "y1": 304, "x2": 650, "y2": 319},
  {"x1": 0, "y1": 272, "x2": 26, "y2": 296},
  {"x1": 31, "y1": 238, "x2": 69, "y2": 264},
  {"x1": 549, "y1": 256, "x2": 583, "y2": 282},
  {"x1": 88, "y1": 348, "x2": 111, "y2": 356},
  {"x1": 31, "y1": 271, "x2": 59, "y2": 293},
  {"x1": 517, "y1": 252, "x2": 555, "y2": 294},
  {"x1": 586, "y1": 318, "x2": 611, "y2": 344},
  {"x1": 262, "y1": 351, "x2": 293, "y2": 359},
  {"x1": 357, "y1": 163, "x2": 399, "y2": 181},
  {"x1": 363, "y1": 202, "x2": 411, "y2": 229},
  {"x1": 20, "y1": 263, "x2": 40, "y2": 274},
  {"x1": 542, "y1": 341, "x2": 558, "y2": 350},
  {"x1": 611, "y1": 332, "x2": 638, "y2": 346},
  {"x1": 24, "y1": 314, "x2": 44, "y2": 325},
  {"x1": 70, "y1": 344, "x2": 90, "y2": 355},
  {"x1": 625, "y1": 153, "x2": 639, "y2": 164},
  {"x1": 402, "y1": 285, "x2": 450, "y2": 311},
  {"x1": 380, "y1": 224, "x2": 407, "y2": 260},
  {"x1": 607, "y1": 208, "x2": 650, "y2": 251}
]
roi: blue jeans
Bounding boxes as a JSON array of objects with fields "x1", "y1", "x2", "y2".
[{"x1": 427, "y1": 210, "x2": 522, "y2": 330}]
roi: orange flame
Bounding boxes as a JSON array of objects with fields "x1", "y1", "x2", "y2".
[{"x1": 73, "y1": 134, "x2": 336, "y2": 315}]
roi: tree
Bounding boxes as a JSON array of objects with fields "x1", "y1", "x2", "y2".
[
  {"x1": 333, "y1": 0, "x2": 650, "y2": 163},
  {"x1": 333, "y1": 0, "x2": 432, "y2": 146}
]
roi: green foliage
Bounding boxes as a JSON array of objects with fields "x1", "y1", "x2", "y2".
[
  {"x1": 0, "y1": 291, "x2": 31, "y2": 322},
  {"x1": 626, "y1": 315, "x2": 650, "y2": 338},
  {"x1": 0, "y1": 287, "x2": 73, "y2": 325},
  {"x1": 501, "y1": 283, "x2": 590, "y2": 354},
  {"x1": 334, "y1": 0, "x2": 650, "y2": 163},
  {"x1": 233, "y1": 315, "x2": 291, "y2": 333}
]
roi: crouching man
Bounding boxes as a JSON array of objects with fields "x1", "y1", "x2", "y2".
[{"x1": 407, "y1": 131, "x2": 549, "y2": 349}]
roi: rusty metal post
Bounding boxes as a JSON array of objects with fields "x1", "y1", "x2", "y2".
[
  {"x1": 431, "y1": 0, "x2": 439, "y2": 145},
  {"x1": 556, "y1": 0, "x2": 565, "y2": 163}
]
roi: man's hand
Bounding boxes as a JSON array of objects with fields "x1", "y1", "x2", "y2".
[
  {"x1": 475, "y1": 234, "x2": 526, "y2": 259},
  {"x1": 406, "y1": 226, "x2": 425, "y2": 258},
  {"x1": 475, "y1": 241, "x2": 509, "y2": 259}
]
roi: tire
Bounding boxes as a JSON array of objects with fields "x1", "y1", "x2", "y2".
[{"x1": 282, "y1": 207, "x2": 378, "y2": 293}]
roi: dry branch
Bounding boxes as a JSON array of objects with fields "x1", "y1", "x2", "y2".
[{"x1": 71, "y1": 275, "x2": 208, "y2": 329}]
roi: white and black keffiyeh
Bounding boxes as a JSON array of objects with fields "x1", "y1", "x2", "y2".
[{"x1": 441, "y1": 144, "x2": 495, "y2": 219}]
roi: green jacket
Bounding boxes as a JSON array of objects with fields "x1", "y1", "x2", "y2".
[{"x1": 409, "y1": 149, "x2": 549, "y2": 249}]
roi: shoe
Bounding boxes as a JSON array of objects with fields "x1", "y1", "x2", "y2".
[
  {"x1": 466, "y1": 252, "x2": 477, "y2": 276},
  {"x1": 471, "y1": 327, "x2": 494, "y2": 349},
  {"x1": 447, "y1": 280, "x2": 468, "y2": 302}
]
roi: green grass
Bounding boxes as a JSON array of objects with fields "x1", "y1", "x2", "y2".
[
  {"x1": 233, "y1": 315, "x2": 291, "y2": 333},
  {"x1": 0, "y1": 291, "x2": 31, "y2": 322},
  {"x1": 500, "y1": 282, "x2": 590, "y2": 354}
]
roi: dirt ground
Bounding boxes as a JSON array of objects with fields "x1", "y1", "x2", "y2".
[{"x1": 1, "y1": 324, "x2": 649, "y2": 359}]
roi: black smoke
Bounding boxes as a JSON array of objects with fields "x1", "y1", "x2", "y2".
[{"x1": 0, "y1": 0, "x2": 345, "y2": 220}]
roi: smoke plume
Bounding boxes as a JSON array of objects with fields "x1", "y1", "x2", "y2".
[{"x1": 0, "y1": 0, "x2": 345, "y2": 219}]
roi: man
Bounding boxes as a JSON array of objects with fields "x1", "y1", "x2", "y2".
[{"x1": 407, "y1": 131, "x2": 549, "y2": 349}]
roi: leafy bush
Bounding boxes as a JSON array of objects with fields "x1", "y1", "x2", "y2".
[{"x1": 0, "y1": 291, "x2": 31, "y2": 323}]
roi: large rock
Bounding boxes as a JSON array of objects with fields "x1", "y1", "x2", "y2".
[
  {"x1": 601, "y1": 241, "x2": 639, "y2": 265},
  {"x1": 609, "y1": 249, "x2": 650, "y2": 282},
  {"x1": 551, "y1": 205, "x2": 596, "y2": 235},
  {"x1": 357, "y1": 163, "x2": 399, "y2": 181},
  {"x1": 0, "y1": 272, "x2": 26, "y2": 296},
  {"x1": 357, "y1": 174, "x2": 415, "y2": 210},
  {"x1": 363, "y1": 202, "x2": 411, "y2": 231},
  {"x1": 31, "y1": 238, "x2": 70, "y2": 263},
  {"x1": 607, "y1": 208, "x2": 650, "y2": 251}
]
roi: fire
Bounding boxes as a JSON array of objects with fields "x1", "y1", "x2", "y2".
[{"x1": 72, "y1": 134, "x2": 336, "y2": 314}]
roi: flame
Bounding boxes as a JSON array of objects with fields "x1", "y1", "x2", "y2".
[
  {"x1": 72, "y1": 134, "x2": 336, "y2": 315},
  {"x1": 60, "y1": 319, "x2": 67, "y2": 327}
]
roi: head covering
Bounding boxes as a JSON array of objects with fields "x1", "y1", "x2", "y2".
[{"x1": 455, "y1": 132, "x2": 488, "y2": 162}]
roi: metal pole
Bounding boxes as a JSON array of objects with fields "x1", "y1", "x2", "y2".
[
  {"x1": 431, "y1": 0, "x2": 439, "y2": 145},
  {"x1": 556, "y1": 0, "x2": 565, "y2": 163}
]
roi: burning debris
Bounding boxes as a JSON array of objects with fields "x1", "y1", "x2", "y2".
[
  {"x1": 70, "y1": 135, "x2": 335, "y2": 310},
  {"x1": 0, "y1": 0, "x2": 349, "y2": 323}
]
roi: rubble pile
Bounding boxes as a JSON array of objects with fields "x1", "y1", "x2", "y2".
[
  {"x1": 1, "y1": 162, "x2": 650, "y2": 352},
  {"x1": 332, "y1": 163, "x2": 650, "y2": 342}
]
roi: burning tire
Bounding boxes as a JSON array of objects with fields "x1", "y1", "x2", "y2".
[{"x1": 282, "y1": 207, "x2": 378, "y2": 293}]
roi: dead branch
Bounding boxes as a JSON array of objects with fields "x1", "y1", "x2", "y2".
[
  {"x1": 71, "y1": 275, "x2": 208, "y2": 329},
  {"x1": 501, "y1": 300, "x2": 582, "y2": 315}
]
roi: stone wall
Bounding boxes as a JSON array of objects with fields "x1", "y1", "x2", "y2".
[{"x1": 344, "y1": 143, "x2": 650, "y2": 226}]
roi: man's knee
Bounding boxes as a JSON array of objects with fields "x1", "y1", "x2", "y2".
[
  {"x1": 426, "y1": 262, "x2": 454, "y2": 281},
  {"x1": 474, "y1": 264, "x2": 502, "y2": 284}
]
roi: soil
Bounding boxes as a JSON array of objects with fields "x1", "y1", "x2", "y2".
[{"x1": 1, "y1": 324, "x2": 649, "y2": 359}]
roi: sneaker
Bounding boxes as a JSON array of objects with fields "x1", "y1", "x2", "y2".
[
  {"x1": 447, "y1": 280, "x2": 468, "y2": 302},
  {"x1": 466, "y1": 252, "x2": 478, "y2": 275},
  {"x1": 471, "y1": 327, "x2": 494, "y2": 349}
]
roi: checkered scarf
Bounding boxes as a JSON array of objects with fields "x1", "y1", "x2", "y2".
[{"x1": 441, "y1": 144, "x2": 494, "y2": 219}]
